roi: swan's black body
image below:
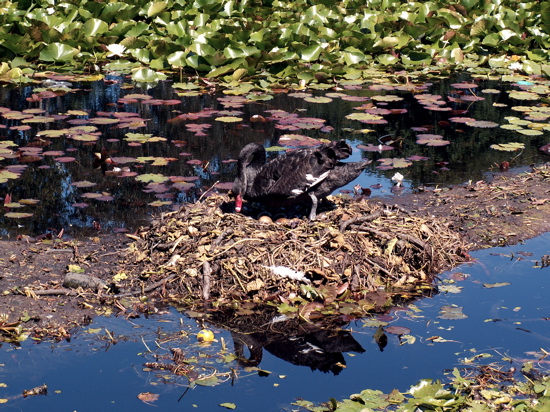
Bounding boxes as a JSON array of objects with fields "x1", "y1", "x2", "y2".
[{"x1": 233, "y1": 140, "x2": 370, "y2": 219}]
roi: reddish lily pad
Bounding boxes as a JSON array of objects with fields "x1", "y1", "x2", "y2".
[
  {"x1": 54, "y1": 157, "x2": 77, "y2": 163},
  {"x1": 385, "y1": 326, "x2": 411, "y2": 335},
  {"x1": 278, "y1": 134, "x2": 322, "y2": 147}
]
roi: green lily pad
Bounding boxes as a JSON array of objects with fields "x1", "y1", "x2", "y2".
[
  {"x1": 490, "y1": 142, "x2": 525, "y2": 151},
  {"x1": 5, "y1": 212, "x2": 33, "y2": 219},
  {"x1": 378, "y1": 158, "x2": 413, "y2": 168},
  {"x1": 135, "y1": 173, "x2": 170, "y2": 183},
  {"x1": 516, "y1": 129, "x2": 543, "y2": 136},
  {"x1": 303, "y1": 96, "x2": 333, "y2": 103}
]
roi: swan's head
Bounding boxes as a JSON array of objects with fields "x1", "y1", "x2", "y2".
[{"x1": 232, "y1": 143, "x2": 266, "y2": 212}]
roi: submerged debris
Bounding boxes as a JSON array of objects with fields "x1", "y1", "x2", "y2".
[{"x1": 120, "y1": 195, "x2": 469, "y2": 313}]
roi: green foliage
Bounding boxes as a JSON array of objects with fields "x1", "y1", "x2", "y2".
[
  {"x1": 297, "y1": 367, "x2": 550, "y2": 412},
  {"x1": 0, "y1": 0, "x2": 550, "y2": 83}
]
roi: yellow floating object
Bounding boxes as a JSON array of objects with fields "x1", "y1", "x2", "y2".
[{"x1": 197, "y1": 329, "x2": 215, "y2": 342}]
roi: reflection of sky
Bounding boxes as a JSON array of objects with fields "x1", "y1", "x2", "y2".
[{"x1": 2, "y1": 234, "x2": 549, "y2": 411}]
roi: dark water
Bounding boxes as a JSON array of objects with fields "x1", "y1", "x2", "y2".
[
  {"x1": 0, "y1": 74, "x2": 549, "y2": 237},
  {"x1": 1, "y1": 234, "x2": 549, "y2": 411},
  {"x1": 1, "y1": 75, "x2": 550, "y2": 410}
]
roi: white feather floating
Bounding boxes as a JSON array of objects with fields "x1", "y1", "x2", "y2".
[{"x1": 263, "y1": 265, "x2": 311, "y2": 284}]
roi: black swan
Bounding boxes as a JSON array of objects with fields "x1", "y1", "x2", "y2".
[{"x1": 233, "y1": 140, "x2": 371, "y2": 219}]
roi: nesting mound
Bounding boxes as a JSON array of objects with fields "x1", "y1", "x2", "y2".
[{"x1": 122, "y1": 195, "x2": 469, "y2": 312}]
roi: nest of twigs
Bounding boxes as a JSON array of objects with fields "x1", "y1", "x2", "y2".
[{"x1": 121, "y1": 195, "x2": 469, "y2": 313}]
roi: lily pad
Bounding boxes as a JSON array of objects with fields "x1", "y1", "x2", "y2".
[
  {"x1": 377, "y1": 158, "x2": 413, "y2": 169},
  {"x1": 135, "y1": 173, "x2": 170, "y2": 183},
  {"x1": 490, "y1": 142, "x2": 525, "y2": 151},
  {"x1": 5, "y1": 212, "x2": 33, "y2": 219}
]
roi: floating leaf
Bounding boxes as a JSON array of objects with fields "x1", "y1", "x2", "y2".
[
  {"x1": 194, "y1": 376, "x2": 220, "y2": 386},
  {"x1": 5, "y1": 212, "x2": 33, "y2": 219},
  {"x1": 465, "y1": 120, "x2": 499, "y2": 128},
  {"x1": 386, "y1": 326, "x2": 411, "y2": 335},
  {"x1": 303, "y1": 96, "x2": 332, "y2": 103},
  {"x1": 483, "y1": 282, "x2": 511, "y2": 288},
  {"x1": 438, "y1": 305, "x2": 467, "y2": 320},
  {"x1": 135, "y1": 173, "x2": 170, "y2": 183},
  {"x1": 516, "y1": 129, "x2": 543, "y2": 136},
  {"x1": 215, "y1": 116, "x2": 242, "y2": 122},
  {"x1": 0, "y1": 169, "x2": 20, "y2": 183},
  {"x1": 19, "y1": 199, "x2": 40, "y2": 205},
  {"x1": 137, "y1": 392, "x2": 159, "y2": 403},
  {"x1": 508, "y1": 91, "x2": 540, "y2": 100},
  {"x1": 490, "y1": 142, "x2": 525, "y2": 151},
  {"x1": 377, "y1": 158, "x2": 412, "y2": 169}
]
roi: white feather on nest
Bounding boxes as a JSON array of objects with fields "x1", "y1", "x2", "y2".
[{"x1": 262, "y1": 265, "x2": 311, "y2": 284}]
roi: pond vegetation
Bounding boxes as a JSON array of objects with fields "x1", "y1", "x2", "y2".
[{"x1": 1, "y1": 0, "x2": 550, "y2": 410}]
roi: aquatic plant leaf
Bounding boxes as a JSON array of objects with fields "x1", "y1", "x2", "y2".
[
  {"x1": 71, "y1": 181, "x2": 97, "y2": 188},
  {"x1": 304, "y1": 96, "x2": 332, "y2": 103},
  {"x1": 466, "y1": 120, "x2": 499, "y2": 128},
  {"x1": 371, "y1": 95, "x2": 404, "y2": 102},
  {"x1": 508, "y1": 91, "x2": 540, "y2": 100},
  {"x1": 439, "y1": 284, "x2": 463, "y2": 294},
  {"x1": 219, "y1": 403, "x2": 236, "y2": 409},
  {"x1": 5, "y1": 212, "x2": 33, "y2": 218},
  {"x1": 516, "y1": 129, "x2": 543, "y2": 136},
  {"x1": 490, "y1": 142, "x2": 525, "y2": 151},
  {"x1": 483, "y1": 282, "x2": 511, "y2": 288},
  {"x1": 19, "y1": 199, "x2": 40, "y2": 205},
  {"x1": 345, "y1": 112, "x2": 384, "y2": 122},
  {"x1": 194, "y1": 376, "x2": 220, "y2": 386},
  {"x1": 0, "y1": 169, "x2": 20, "y2": 183},
  {"x1": 215, "y1": 116, "x2": 242, "y2": 122},
  {"x1": 135, "y1": 174, "x2": 170, "y2": 183},
  {"x1": 137, "y1": 392, "x2": 159, "y2": 403},
  {"x1": 54, "y1": 157, "x2": 76, "y2": 163},
  {"x1": 278, "y1": 134, "x2": 322, "y2": 147},
  {"x1": 386, "y1": 326, "x2": 411, "y2": 335},
  {"x1": 148, "y1": 200, "x2": 172, "y2": 207},
  {"x1": 438, "y1": 305, "x2": 467, "y2": 320},
  {"x1": 378, "y1": 158, "x2": 412, "y2": 168},
  {"x1": 39, "y1": 43, "x2": 79, "y2": 62}
]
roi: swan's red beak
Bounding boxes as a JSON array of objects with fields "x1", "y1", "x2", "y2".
[{"x1": 235, "y1": 194, "x2": 243, "y2": 213}]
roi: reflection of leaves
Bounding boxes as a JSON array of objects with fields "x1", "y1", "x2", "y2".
[{"x1": 438, "y1": 305, "x2": 467, "y2": 320}]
